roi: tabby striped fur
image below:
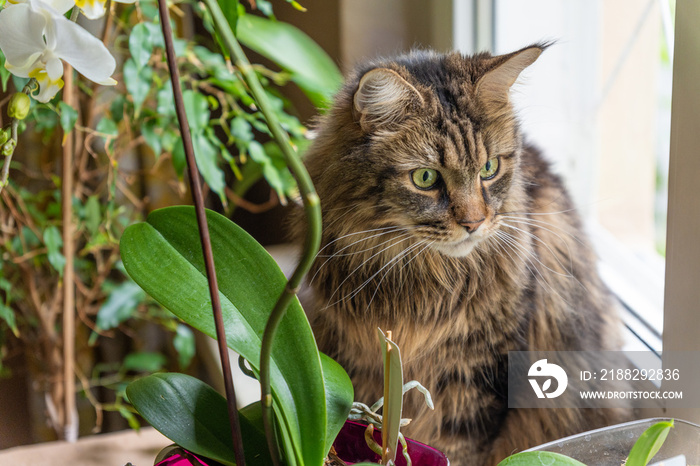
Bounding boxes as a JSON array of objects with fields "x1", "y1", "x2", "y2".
[{"x1": 296, "y1": 45, "x2": 630, "y2": 464}]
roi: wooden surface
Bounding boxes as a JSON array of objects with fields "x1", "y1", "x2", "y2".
[{"x1": 0, "y1": 427, "x2": 170, "y2": 466}]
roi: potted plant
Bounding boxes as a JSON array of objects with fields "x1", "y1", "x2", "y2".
[
  {"x1": 498, "y1": 418, "x2": 700, "y2": 466},
  {"x1": 119, "y1": 1, "x2": 450, "y2": 465},
  {"x1": 0, "y1": 0, "x2": 359, "y2": 446}
]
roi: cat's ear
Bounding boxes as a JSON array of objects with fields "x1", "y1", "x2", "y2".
[
  {"x1": 353, "y1": 68, "x2": 424, "y2": 131},
  {"x1": 475, "y1": 45, "x2": 544, "y2": 107}
]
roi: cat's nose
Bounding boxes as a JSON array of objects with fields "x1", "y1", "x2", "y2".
[{"x1": 459, "y1": 218, "x2": 485, "y2": 233}]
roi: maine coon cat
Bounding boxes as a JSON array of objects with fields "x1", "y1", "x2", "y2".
[{"x1": 297, "y1": 44, "x2": 630, "y2": 465}]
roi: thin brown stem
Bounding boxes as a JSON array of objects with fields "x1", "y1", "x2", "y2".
[{"x1": 156, "y1": 2, "x2": 246, "y2": 465}]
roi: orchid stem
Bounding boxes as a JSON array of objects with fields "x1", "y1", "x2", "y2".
[
  {"x1": 156, "y1": 1, "x2": 247, "y2": 465},
  {"x1": 203, "y1": 2, "x2": 322, "y2": 464}
]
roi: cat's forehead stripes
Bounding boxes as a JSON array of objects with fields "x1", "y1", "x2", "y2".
[{"x1": 435, "y1": 115, "x2": 488, "y2": 171}]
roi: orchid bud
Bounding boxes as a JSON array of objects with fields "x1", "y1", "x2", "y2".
[
  {"x1": 2, "y1": 139, "x2": 16, "y2": 157},
  {"x1": 8, "y1": 93, "x2": 30, "y2": 120},
  {"x1": 0, "y1": 129, "x2": 8, "y2": 146}
]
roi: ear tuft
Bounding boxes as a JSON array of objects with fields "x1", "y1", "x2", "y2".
[
  {"x1": 353, "y1": 68, "x2": 423, "y2": 131},
  {"x1": 476, "y1": 45, "x2": 544, "y2": 106}
]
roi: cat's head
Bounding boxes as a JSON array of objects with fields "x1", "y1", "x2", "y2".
[{"x1": 308, "y1": 45, "x2": 545, "y2": 258}]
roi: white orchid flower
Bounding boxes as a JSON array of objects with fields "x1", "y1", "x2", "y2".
[
  {"x1": 75, "y1": 0, "x2": 136, "y2": 20},
  {"x1": 0, "y1": 0, "x2": 117, "y2": 103},
  {"x1": 6, "y1": 0, "x2": 75, "y2": 14}
]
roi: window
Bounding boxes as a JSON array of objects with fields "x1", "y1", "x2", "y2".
[
  {"x1": 336, "y1": 0, "x2": 698, "y2": 420},
  {"x1": 453, "y1": 0, "x2": 673, "y2": 355}
]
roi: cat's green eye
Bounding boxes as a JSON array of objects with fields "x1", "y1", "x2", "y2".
[
  {"x1": 480, "y1": 157, "x2": 500, "y2": 180},
  {"x1": 411, "y1": 168, "x2": 439, "y2": 189}
]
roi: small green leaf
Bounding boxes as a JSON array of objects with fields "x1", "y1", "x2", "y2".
[
  {"x1": 192, "y1": 133, "x2": 225, "y2": 201},
  {"x1": 171, "y1": 141, "x2": 186, "y2": 179},
  {"x1": 129, "y1": 23, "x2": 154, "y2": 69},
  {"x1": 286, "y1": 0, "x2": 306, "y2": 12},
  {"x1": 84, "y1": 195, "x2": 101, "y2": 236},
  {"x1": 626, "y1": 419, "x2": 674, "y2": 466},
  {"x1": 173, "y1": 325, "x2": 195, "y2": 369},
  {"x1": 141, "y1": 119, "x2": 162, "y2": 157},
  {"x1": 157, "y1": 81, "x2": 176, "y2": 116},
  {"x1": 183, "y1": 90, "x2": 210, "y2": 133},
  {"x1": 58, "y1": 102, "x2": 78, "y2": 135},
  {"x1": 237, "y1": 14, "x2": 342, "y2": 108},
  {"x1": 0, "y1": 303, "x2": 19, "y2": 337},
  {"x1": 0, "y1": 278, "x2": 11, "y2": 293},
  {"x1": 96, "y1": 117, "x2": 119, "y2": 154},
  {"x1": 231, "y1": 117, "x2": 254, "y2": 146},
  {"x1": 127, "y1": 373, "x2": 272, "y2": 466},
  {"x1": 43, "y1": 226, "x2": 65, "y2": 276},
  {"x1": 123, "y1": 58, "x2": 153, "y2": 116},
  {"x1": 118, "y1": 406, "x2": 141, "y2": 432},
  {"x1": 95, "y1": 281, "x2": 146, "y2": 331},
  {"x1": 497, "y1": 451, "x2": 587, "y2": 466},
  {"x1": 255, "y1": 0, "x2": 274, "y2": 17},
  {"x1": 217, "y1": 0, "x2": 239, "y2": 35},
  {"x1": 161, "y1": 129, "x2": 178, "y2": 154},
  {"x1": 96, "y1": 117, "x2": 119, "y2": 138},
  {"x1": 123, "y1": 351, "x2": 167, "y2": 372}
]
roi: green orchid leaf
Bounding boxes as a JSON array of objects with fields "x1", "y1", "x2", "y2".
[
  {"x1": 497, "y1": 451, "x2": 587, "y2": 466},
  {"x1": 236, "y1": 14, "x2": 342, "y2": 108},
  {"x1": 126, "y1": 372, "x2": 272, "y2": 466},
  {"x1": 626, "y1": 419, "x2": 674, "y2": 466},
  {"x1": 320, "y1": 353, "x2": 353, "y2": 456},
  {"x1": 121, "y1": 207, "x2": 353, "y2": 466},
  {"x1": 378, "y1": 328, "x2": 403, "y2": 463}
]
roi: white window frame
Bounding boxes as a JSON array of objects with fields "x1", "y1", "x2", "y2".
[{"x1": 658, "y1": 0, "x2": 700, "y2": 422}]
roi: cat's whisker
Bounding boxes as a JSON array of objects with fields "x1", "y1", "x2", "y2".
[
  {"x1": 322, "y1": 203, "x2": 387, "y2": 236},
  {"x1": 498, "y1": 221, "x2": 589, "y2": 294},
  {"x1": 316, "y1": 225, "x2": 403, "y2": 256},
  {"x1": 498, "y1": 215, "x2": 585, "y2": 246},
  {"x1": 323, "y1": 235, "x2": 416, "y2": 309},
  {"x1": 318, "y1": 231, "x2": 412, "y2": 258},
  {"x1": 498, "y1": 221, "x2": 575, "y2": 278},
  {"x1": 494, "y1": 230, "x2": 560, "y2": 298},
  {"x1": 355, "y1": 241, "x2": 427, "y2": 309},
  {"x1": 496, "y1": 207, "x2": 577, "y2": 217},
  {"x1": 310, "y1": 228, "x2": 410, "y2": 284},
  {"x1": 366, "y1": 240, "x2": 434, "y2": 311},
  {"x1": 496, "y1": 230, "x2": 574, "y2": 305},
  {"x1": 394, "y1": 240, "x2": 435, "y2": 300},
  {"x1": 343, "y1": 240, "x2": 426, "y2": 304}
]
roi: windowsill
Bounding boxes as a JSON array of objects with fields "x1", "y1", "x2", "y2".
[{"x1": 589, "y1": 224, "x2": 665, "y2": 354}]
